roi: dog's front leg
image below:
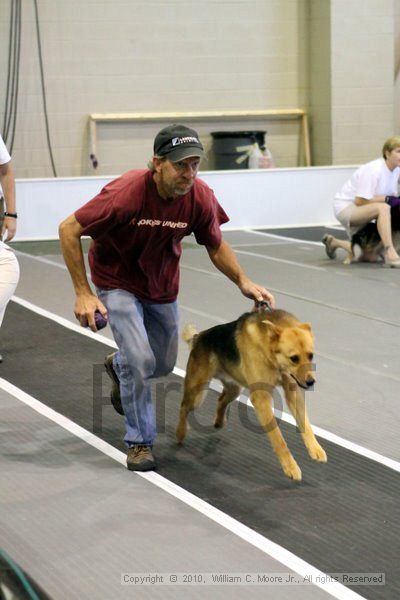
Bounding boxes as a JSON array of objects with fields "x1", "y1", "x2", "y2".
[
  {"x1": 250, "y1": 388, "x2": 302, "y2": 481},
  {"x1": 282, "y1": 376, "x2": 327, "y2": 463}
]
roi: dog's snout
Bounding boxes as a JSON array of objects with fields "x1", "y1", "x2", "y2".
[{"x1": 306, "y1": 377, "x2": 315, "y2": 388}]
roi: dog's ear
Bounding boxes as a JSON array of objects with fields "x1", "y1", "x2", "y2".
[
  {"x1": 261, "y1": 320, "x2": 282, "y2": 340},
  {"x1": 298, "y1": 322, "x2": 312, "y2": 332}
]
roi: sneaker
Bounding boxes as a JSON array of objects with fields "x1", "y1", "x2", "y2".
[
  {"x1": 322, "y1": 234, "x2": 336, "y2": 259},
  {"x1": 127, "y1": 445, "x2": 155, "y2": 471},
  {"x1": 104, "y1": 352, "x2": 124, "y2": 415}
]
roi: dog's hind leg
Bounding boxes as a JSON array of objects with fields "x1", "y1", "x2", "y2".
[
  {"x1": 214, "y1": 382, "x2": 241, "y2": 429},
  {"x1": 176, "y1": 353, "x2": 215, "y2": 443},
  {"x1": 282, "y1": 375, "x2": 327, "y2": 463}
]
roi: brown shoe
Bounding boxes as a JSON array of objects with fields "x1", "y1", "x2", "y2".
[
  {"x1": 104, "y1": 353, "x2": 124, "y2": 415},
  {"x1": 126, "y1": 445, "x2": 155, "y2": 471}
]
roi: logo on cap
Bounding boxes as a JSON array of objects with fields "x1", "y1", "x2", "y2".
[{"x1": 171, "y1": 136, "x2": 200, "y2": 146}]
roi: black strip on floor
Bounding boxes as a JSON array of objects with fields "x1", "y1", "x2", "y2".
[
  {"x1": 256, "y1": 226, "x2": 348, "y2": 242},
  {"x1": 2, "y1": 301, "x2": 399, "y2": 600}
]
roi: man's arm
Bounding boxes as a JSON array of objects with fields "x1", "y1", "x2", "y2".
[
  {"x1": 0, "y1": 160, "x2": 17, "y2": 241},
  {"x1": 206, "y1": 239, "x2": 275, "y2": 307},
  {"x1": 59, "y1": 214, "x2": 107, "y2": 330}
]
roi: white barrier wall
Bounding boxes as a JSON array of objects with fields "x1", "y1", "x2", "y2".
[{"x1": 14, "y1": 166, "x2": 357, "y2": 241}]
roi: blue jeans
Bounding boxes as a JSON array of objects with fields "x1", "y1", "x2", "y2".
[{"x1": 97, "y1": 288, "x2": 179, "y2": 447}]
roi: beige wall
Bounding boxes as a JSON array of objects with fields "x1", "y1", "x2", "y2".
[
  {"x1": 0, "y1": 0, "x2": 309, "y2": 177},
  {"x1": 308, "y1": 0, "x2": 332, "y2": 165},
  {"x1": 330, "y1": 0, "x2": 395, "y2": 164},
  {"x1": 309, "y1": 0, "x2": 396, "y2": 166},
  {"x1": 395, "y1": 0, "x2": 400, "y2": 133},
  {"x1": 0, "y1": 0, "x2": 398, "y2": 178}
]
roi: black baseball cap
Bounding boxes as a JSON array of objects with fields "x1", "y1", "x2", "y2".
[{"x1": 153, "y1": 124, "x2": 204, "y2": 161}]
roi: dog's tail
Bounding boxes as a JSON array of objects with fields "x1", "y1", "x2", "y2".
[{"x1": 182, "y1": 324, "x2": 199, "y2": 348}]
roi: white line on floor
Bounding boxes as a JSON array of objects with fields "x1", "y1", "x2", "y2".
[
  {"x1": 243, "y1": 228, "x2": 329, "y2": 246},
  {"x1": 179, "y1": 264, "x2": 400, "y2": 328},
  {"x1": 203, "y1": 379, "x2": 400, "y2": 473},
  {"x1": 17, "y1": 243, "x2": 400, "y2": 325},
  {"x1": 233, "y1": 248, "x2": 327, "y2": 271},
  {"x1": 240, "y1": 395, "x2": 400, "y2": 472},
  {"x1": 14, "y1": 250, "x2": 385, "y2": 325},
  {"x1": 11, "y1": 295, "x2": 118, "y2": 347},
  {"x1": 14, "y1": 250, "x2": 69, "y2": 269},
  {"x1": 17, "y1": 236, "x2": 400, "y2": 291},
  {"x1": 15, "y1": 239, "x2": 326, "y2": 274},
  {"x1": 230, "y1": 241, "x2": 297, "y2": 248},
  {"x1": 10, "y1": 295, "x2": 400, "y2": 474},
  {"x1": 179, "y1": 305, "x2": 226, "y2": 323},
  {"x1": 0, "y1": 377, "x2": 364, "y2": 600},
  {"x1": 241, "y1": 230, "x2": 399, "y2": 284}
]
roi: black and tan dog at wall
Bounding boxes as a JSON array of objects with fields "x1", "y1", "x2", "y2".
[
  {"x1": 323, "y1": 205, "x2": 400, "y2": 264},
  {"x1": 351, "y1": 205, "x2": 400, "y2": 263},
  {"x1": 176, "y1": 309, "x2": 327, "y2": 481}
]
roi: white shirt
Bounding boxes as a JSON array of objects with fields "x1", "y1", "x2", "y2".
[
  {"x1": 0, "y1": 135, "x2": 12, "y2": 250},
  {"x1": 0, "y1": 135, "x2": 11, "y2": 166},
  {"x1": 333, "y1": 158, "x2": 400, "y2": 217}
]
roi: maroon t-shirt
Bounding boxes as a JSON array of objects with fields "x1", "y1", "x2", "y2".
[{"x1": 75, "y1": 169, "x2": 229, "y2": 303}]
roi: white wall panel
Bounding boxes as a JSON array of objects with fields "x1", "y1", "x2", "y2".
[{"x1": 14, "y1": 166, "x2": 356, "y2": 240}]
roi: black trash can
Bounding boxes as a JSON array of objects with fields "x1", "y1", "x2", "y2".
[{"x1": 211, "y1": 130, "x2": 266, "y2": 170}]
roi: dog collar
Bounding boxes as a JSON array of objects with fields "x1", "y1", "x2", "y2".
[{"x1": 255, "y1": 300, "x2": 273, "y2": 313}]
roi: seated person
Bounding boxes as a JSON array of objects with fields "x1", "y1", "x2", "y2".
[{"x1": 322, "y1": 136, "x2": 400, "y2": 268}]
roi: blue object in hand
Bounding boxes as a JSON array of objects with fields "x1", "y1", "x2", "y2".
[{"x1": 94, "y1": 310, "x2": 108, "y2": 330}]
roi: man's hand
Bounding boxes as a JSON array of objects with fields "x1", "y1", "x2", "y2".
[
  {"x1": 74, "y1": 294, "x2": 108, "y2": 332},
  {"x1": 59, "y1": 214, "x2": 106, "y2": 330},
  {"x1": 238, "y1": 277, "x2": 275, "y2": 308}
]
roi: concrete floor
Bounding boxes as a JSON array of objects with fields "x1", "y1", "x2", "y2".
[{"x1": 1, "y1": 228, "x2": 399, "y2": 600}]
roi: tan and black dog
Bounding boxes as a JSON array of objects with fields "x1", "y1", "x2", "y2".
[
  {"x1": 176, "y1": 308, "x2": 327, "y2": 481},
  {"x1": 351, "y1": 205, "x2": 400, "y2": 263}
]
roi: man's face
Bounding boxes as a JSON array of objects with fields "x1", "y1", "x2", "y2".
[{"x1": 154, "y1": 156, "x2": 201, "y2": 198}]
